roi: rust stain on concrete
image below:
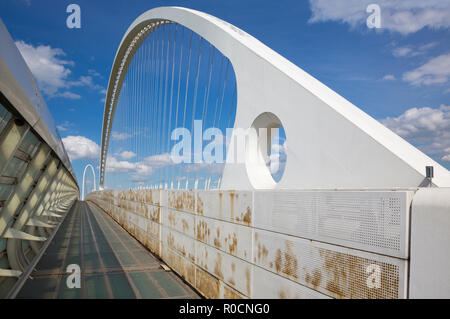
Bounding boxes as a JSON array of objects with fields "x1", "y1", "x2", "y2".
[
  {"x1": 273, "y1": 241, "x2": 298, "y2": 280},
  {"x1": 169, "y1": 191, "x2": 195, "y2": 212},
  {"x1": 245, "y1": 267, "x2": 251, "y2": 296},
  {"x1": 214, "y1": 253, "x2": 224, "y2": 280},
  {"x1": 196, "y1": 268, "x2": 219, "y2": 299},
  {"x1": 227, "y1": 233, "x2": 238, "y2": 255},
  {"x1": 181, "y1": 219, "x2": 189, "y2": 232},
  {"x1": 219, "y1": 192, "x2": 223, "y2": 219},
  {"x1": 230, "y1": 192, "x2": 235, "y2": 221},
  {"x1": 213, "y1": 227, "x2": 222, "y2": 249},
  {"x1": 257, "y1": 242, "x2": 268, "y2": 262},
  {"x1": 196, "y1": 194, "x2": 204, "y2": 215},
  {"x1": 223, "y1": 286, "x2": 243, "y2": 299},
  {"x1": 320, "y1": 249, "x2": 399, "y2": 299},
  {"x1": 236, "y1": 206, "x2": 252, "y2": 226},
  {"x1": 196, "y1": 220, "x2": 209, "y2": 242}
]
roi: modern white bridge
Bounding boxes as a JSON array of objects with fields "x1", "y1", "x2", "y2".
[{"x1": 1, "y1": 7, "x2": 450, "y2": 299}]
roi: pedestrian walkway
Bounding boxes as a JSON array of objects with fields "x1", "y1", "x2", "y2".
[{"x1": 17, "y1": 201, "x2": 200, "y2": 299}]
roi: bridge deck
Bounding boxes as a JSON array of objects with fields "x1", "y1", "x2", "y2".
[{"x1": 17, "y1": 201, "x2": 199, "y2": 299}]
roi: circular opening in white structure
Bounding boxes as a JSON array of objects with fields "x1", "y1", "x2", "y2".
[{"x1": 245, "y1": 112, "x2": 287, "y2": 189}]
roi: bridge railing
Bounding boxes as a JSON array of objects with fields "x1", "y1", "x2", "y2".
[{"x1": 87, "y1": 187, "x2": 450, "y2": 298}]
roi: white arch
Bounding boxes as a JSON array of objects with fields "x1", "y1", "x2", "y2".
[
  {"x1": 100, "y1": 6, "x2": 450, "y2": 189},
  {"x1": 82, "y1": 164, "x2": 96, "y2": 200}
]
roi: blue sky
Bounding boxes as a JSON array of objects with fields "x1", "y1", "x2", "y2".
[{"x1": 1, "y1": 0, "x2": 449, "y2": 191}]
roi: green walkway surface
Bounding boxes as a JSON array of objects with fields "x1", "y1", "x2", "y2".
[{"x1": 17, "y1": 201, "x2": 200, "y2": 299}]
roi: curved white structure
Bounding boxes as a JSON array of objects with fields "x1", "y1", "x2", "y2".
[
  {"x1": 81, "y1": 164, "x2": 96, "y2": 200},
  {"x1": 100, "y1": 6, "x2": 450, "y2": 190}
]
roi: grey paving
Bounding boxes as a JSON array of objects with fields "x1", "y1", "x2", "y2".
[{"x1": 17, "y1": 201, "x2": 200, "y2": 299}]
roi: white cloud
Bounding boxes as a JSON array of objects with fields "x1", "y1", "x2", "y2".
[
  {"x1": 271, "y1": 143, "x2": 286, "y2": 154},
  {"x1": 70, "y1": 75, "x2": 104, "y2": 91},
  {"x1": 403, "y1": 53, "x2": 450, "y2": 86},
  {"x1": 62, "y1": 136, "x2": 100, "y2": 161},
  {"x1": 382, "y1": 74, "x2": 396, "y2": 81},
  {"x1": 308, "y1": 0, "x2": 450, "y2": 35},
  {"x1": 269, "y1": 153, "x2": 281, "y2": 174},
  {"x1": 392, "y1": 42, "x2": 437, "y2": 58},
  {"x1": 106, "y1": 153, "x2": 173, "y2": 181},
  {"x1": 106, "y1": 156, "x2": 148, "y2": 174},
  {"x1": 420, "y1": 42, "x2": 439, "y2": 51},
  {"x1": 88, "y1": 69, "x2": 101, "y2": 77},
  {"x1": 381, "y1": 104, "x2": 450, "y2": 160},
  {"x1": 120, "y1": 151, "x2": 136, "y2": 159},
  {"x1": 15, "y1": 40, "x2": 73, "y2": 96},
  {"x1": 111, "y1": 131, "x2": 132, "y2": 140},
  {"x1": 269, "y1": 142, "x2": 287, "y2": 175},
  {"x1": 55, "y1": 91, "x2": 81, "y2": 99},
  {"x1": 144, "y1": 153, "x2": 173, "y2": 167},
  {"x1": 15, "y1": 40, "x2": 105, "y2": 99},
  {"x1": 57, "y1": 121, "x2": 74, "y2": 132},
  {"x1": 393, "y1": 47, "x2": 414, "y2": 58}
]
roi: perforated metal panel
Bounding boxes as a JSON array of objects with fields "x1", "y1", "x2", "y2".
[
  {"x1": 195, "y1": 214, "x2": 253, "y2": 262},
  {"x1": 196, "y1": 190, "x2": 253, "y2": 226},
  {"x1": 253, "y1": 229, "x2": 407, "y2": 299},
  {"x1": 252, "y1": 265, "x2": 329, "y2": 299},
  {"x1": 254, "y1": 191, "x2": 413, "y2": 258}
]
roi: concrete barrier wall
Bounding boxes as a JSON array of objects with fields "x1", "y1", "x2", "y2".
[{"x1": 87, "y1": 189, "x2": 414, "y2": 299}]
